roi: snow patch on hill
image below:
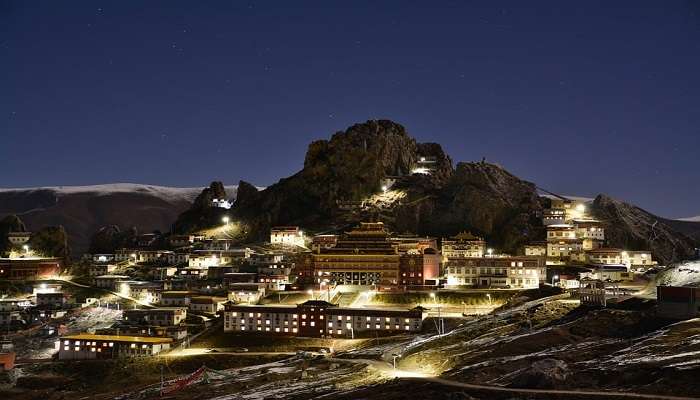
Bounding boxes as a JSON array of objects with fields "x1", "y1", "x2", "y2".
[
  {"x1": 678, "y1": 216, "x2": 700, "y2": 222},
  {"x1": 652, "y1": 260, "x2": 700, "y2": 289},
  {"x1": 0, "y1": 183, "x2": 240, "y2": 203}
]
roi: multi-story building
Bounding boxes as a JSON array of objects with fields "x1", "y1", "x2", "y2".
[
  {"x1": 441, "y1": 232, "x2": 486, "y2": 259},
  {"x1": 309, "y1": 222, "x2": 400, "y2": 286},
  {"x1": 0, "y1": 258, "x2": 63, "y2": 280},
  {"x1": 123, "y1": 308, "x2": 187, "y2": 326},
  {"x1": 159, "y1": 291, "x2": 195, "y2": 307},
  {"x1": 57, "y1": 334, "x2": 172, "y2": 360},
  {"x1": 524, "y1": 242, "x2": 547, "y2": 257},
  {"x1": 270, "y1": 226, "x2": 305, "y2": 247},
  {"x1": 189, "y1": 296, "x2": 226, "y2": 314},
  {"x1": 223, "y1": 300, "x2": 426, "y2": 337},
  {"x1": 93, "y1": 275, "x2": 129, "y2": 289},
  {"x1": 445, "y1": 256, "x2": 546, "y2": 289},
  {"x1": 227, "y1": 283, "x2": 266, "y2": 304}
]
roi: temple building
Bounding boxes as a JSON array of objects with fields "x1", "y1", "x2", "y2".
[
  {"x1": 310, "y1": 222, "x2": 400, "y2": 286},
  {"x1": 441, "y1": 232, "x2": 486, "y2": 259}
]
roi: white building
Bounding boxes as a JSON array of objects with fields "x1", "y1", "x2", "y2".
[
  {"x1": 445, "y1": 256, "x2": 546, "y2": 289},
  {"x1": 270, "y1": 226, "x2": 305, "y2": 247}
]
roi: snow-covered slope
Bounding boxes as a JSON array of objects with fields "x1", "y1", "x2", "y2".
[
  {"x1": 0, "y1": 183, "x2": 241, "y2": 254},
  {"x1": 678, "y1": 216, "x2": 700, "y2": 222},
  {"x1": 0, "y1": 183, "x2": 239, "y2": 203}
]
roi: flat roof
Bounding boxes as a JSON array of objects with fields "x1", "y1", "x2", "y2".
[{"x1": 61, "y1": 334, "x2": 172, "y2": 343}]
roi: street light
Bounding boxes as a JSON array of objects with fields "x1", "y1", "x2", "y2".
[
  {"x1": 487, "y1": 248, "x2": 493, "y2": 258},
  {"x1": 392, "y1": 353, "x2": 401, "y2": 369},
  {"x1": 222, "y1": 216, "x2": 230, "y2": 226},
  {"x1": 551, "y1": 274, "x2": 559, "y2": 287},
  {"x1": 22, "y1": 245, "x2": 29, "y2": 254},
  {"x1": 486, "y1": 293, "x2": 492, "y2": 306}
]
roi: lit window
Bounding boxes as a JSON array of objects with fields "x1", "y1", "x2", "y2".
[
  {"x1": 337, "y1": 330, "x2": 342, "y2": 335},
  {"x1": 292, "y1": 328, "x2": 298, "y2": 333},
  {"x1": 64, "y1": 346, "x2": 69, "y2": 351},
  {"x1": 310, "y1": 321, "x2": 315, "y2": 327},
  {"x1": 74, "y1": 347, "x2": 80, "y2": 351}
]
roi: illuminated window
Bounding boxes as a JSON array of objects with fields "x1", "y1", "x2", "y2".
[
  {"x1": 292, "y1": 328, "x2": 298, "y2": 333},
  {"x1": 337, "y1": 330, "x2": 342, "y2": 335},
  {"x1": 240, "y1": 326, "x2": 246, "y2": 331},
  {"x1": 328, "y1": 322, "x2": 333, "y2": 327},
  {"x1": 109, "y1": 342, "x2": 114, "y2": 347},
  {"x1": 74, "y1": 347, "x2": 80, "y2": 351},
  {"x1": 405, "y1": 326, "x2": 410, "y2": 330},
  {"x1": 131, "y1": 343, "x2": 136, "y2": 349},
  {"x1": 310, "y1": 321, "x2": 315, "y2": 327},
  {"x1": 64, "y1": 346, "x2": 69, "y2": 351}
]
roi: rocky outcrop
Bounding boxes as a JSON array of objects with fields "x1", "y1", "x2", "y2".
[
  {"x1": 591, "y1": 194, "x2": 697, "y2": 264},
  {"x1": 173, "y1": 182, "x2": 229, "y2": 234},
  {"x1": 394, "y1": 161, "x2": 544, "y2": 252},
  {"x1": 191, "y1": 181, "x2": 227, "y2": 210},
  {"x1": 229, "y1": 120, "x2": 454, "y2": 239}
]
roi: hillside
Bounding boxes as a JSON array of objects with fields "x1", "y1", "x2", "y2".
[
  {"x1": 0, "y1": 184, "x2": 237, "y2": 254},
  {"x1": 191, "y1": 119, "x2": 694, "y2": 260}
]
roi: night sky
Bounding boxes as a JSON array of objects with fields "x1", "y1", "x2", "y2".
[{"x1": 2, "y1": 1, "x2": 699, "y2": 218}]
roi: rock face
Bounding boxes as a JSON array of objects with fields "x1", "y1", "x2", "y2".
[
  {"x1": 173, "y1": 182, "x2": 229, "y2": 234},
  {"x1": 591, "y1": 194, "x2": 697, "y2": 264},
  {"x1": 402, "y1": 161, "x2": 544, "y2": 252},
  {"x1": 231, "y1": 120, "x2": 454, "y2": 238}
]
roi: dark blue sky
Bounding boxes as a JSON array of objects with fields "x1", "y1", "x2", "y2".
[{"x1": 2, "y1": 1, "x2": 699, "y2": 218}]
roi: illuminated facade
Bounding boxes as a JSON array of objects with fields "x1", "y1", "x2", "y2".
[
  {"x1": 441, "y1": 232, "x2": 486, "y2": 259},
  {"x1": 270, "y1": 226, "x2": 305, "y2": 247},
  {"x1": 445, "y1": 256, "x2": 546, "y2": 288},
  {"x1": 223, "y1": 300, "x2": 425, "y2": 337},
  {"x1": 310, "y1": 222, "x2": 400, "y2": 286},
  {"x1": 57, "y1": 334, "x2": 172, "y2": 360}
]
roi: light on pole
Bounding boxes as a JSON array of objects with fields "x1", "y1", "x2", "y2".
[
  {"x1": 392, "y1": 353, "x2": 400, "y2": 369},
  {"x1": 552, "y1": 274, "x2": 559, "y2": 287},
  {"x1": 222, "y1": 216, "x2": 230, "y2": 226},
  {"x1": 22, "y1": 245, "x2": 29, "y2": 254},
  {"x1": 487, "y1": 248, "x2": 493, "y2": 258}
]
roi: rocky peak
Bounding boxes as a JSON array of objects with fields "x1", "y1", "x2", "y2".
[
  {"x1": 591, "y1": 194, "x2": 696, "y2": 264},
  {"x1": 192, "y1": 181, "x2": 227, "y2": 210},
  {"x1": 233, "y1": 180, "x2": 260, "y2": 209}
]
